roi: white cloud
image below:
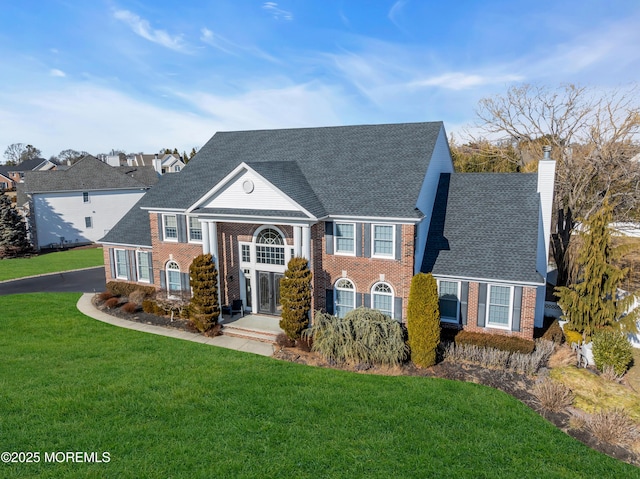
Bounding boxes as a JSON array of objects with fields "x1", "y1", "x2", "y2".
[
  {"x1": 262, "y1": 2, "x2": 293, "y2": 21},
  {"x1": 113, "y1": 9, "x2": 188, "y2": 52},
  {"x1": 49, "y1": 69, "x2": 66, "y2": 77},
  {"x1": 388, "y1": 0, "x2": 408, "y2": 28},
  {"x1": 200, "y1": 27, "x2": 280, "y2": 63},
  {"x1": 410, "y1": 72, "x2": 524, "y2": 90}
]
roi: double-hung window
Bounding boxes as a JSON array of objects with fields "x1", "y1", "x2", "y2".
[
  {"x1": 85, "y1": 216, "x2": 93, "y2": 228},
  {"x1": 115, "y1": 249, "x2": 128, "y2": 279},
  {"x1": 438, "y1": 281, "x2": 459, "y2": 322},
  {"x1": 82, "y1": 192, "x2": 89, "y2": 203},
  {"x1": 137, "y1": 251, "x2": 151, "y2": 283},
  {"x1": 188, "y1": 217, "x2": 202, "y2": 242},
  {"x1": 334, "y1": 223, "x2": 355, "y2": 255},
  {"x1": 163, "y1": 215, "x2": 178, "y2": 241},
  {"x1": 372, "y1": 224, "x2": 394, "y2": 257},
  {"x1": 487, "y1": 285, "x2": 512, "y2": 328},
  {"x1": 166, "y1": 261, "x2": 181, "y2": 296},
  {"x1": 335, "y1": 278, "x2": 355, "y2": 318},
  {"x1": 372, "y1": 282, "x2": 393, "y2": 318}
]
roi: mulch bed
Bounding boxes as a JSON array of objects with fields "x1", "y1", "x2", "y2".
[{"x1": 92, "y1": 296, "x2": 639, "y2": 467}]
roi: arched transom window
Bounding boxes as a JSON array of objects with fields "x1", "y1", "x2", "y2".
[
  {"x1": 335, "y1": 278, "x2": 355, "y2": 318},
  {"x1": 256, "y1": 228, "x2": 285, "y2": 265},
  {"x1": 372, "y1": 282, "x2": 393, "y2": 318}
]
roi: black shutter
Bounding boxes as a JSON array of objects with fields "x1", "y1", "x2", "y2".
[
  {"x1": 460, "y1": 281, "x2": 469, "y2": 326},
  {"x1": 364, "y1": 223, "x2": 371, "y2": 258},
  {"x1": 127, "y1": 250, "x2": 136, "y2": 281},
  {"x1": 356, "y1": 223, "x2": 363, "y2": 257},
  {"x1": 512, "y1": 286, "x2": 523, "y2": 332},
  {"x1": 157, "y1": 213, "x2": 164, "y2": 241},
  {"x1": 364, "y1": 293, "x2": 371, "y2": 308},
  {"x1": 177, "y1": 214, "x2": 187, "y2": 243},
  {"x1": 395, "y1": 225, "x2": 402, "y2": 260},
  {"x1": 325, "y1": 222, "x2": 334, "y2": 254},
  {"x1": 109, "y1": 248, "x2": 116, "y2": 279},
  {"x1": 159, "y1": 270, "x2": 166, "y2": 290},
  {"x1": 181, "y1": 272, "x2": 190, "y2": 294},
  {"x1": 356, "y1": 293, "x2": 363, "y2": 308},
  {"x1": 147, "y1": 253, "x2": 154, "y2": 285},
  {"x1": 325, "y1": 289, "x2": 334, "y2": 315},
  {"x1": 394, "y1": 297, "x2": 403, "y2": 321},
  {"x1": 477, "y1": 283, "x2": 487, "y2": 327}
]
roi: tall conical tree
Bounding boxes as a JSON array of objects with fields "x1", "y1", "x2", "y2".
[
  {"x1": 407, "y1": 273, "x2": 440, "y2": 367},
  {"x1": 188, "y1": 254, "x2": 220, "y2": 332},
  {"x1": 280, "y1": 257, "x2": 312, "y2": 339},
  {"x1": 0, "y1": 195, "x2": 30, "y2": 257},
  {"x1": 556, "y1": 199, "x2": 638, "y2": 340}
]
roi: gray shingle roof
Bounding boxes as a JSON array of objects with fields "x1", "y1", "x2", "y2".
[
  {"x1": 140, "y1": 122, "x2": 443, "y2": 218},
  {"x1": 22, "y1": 156, "x2": 157, "y2": 193},
  {"x1": 422, "y1": 173, "x2": 543, "y2": 284}
]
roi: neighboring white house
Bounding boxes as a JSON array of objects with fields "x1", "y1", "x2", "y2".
[
  {"x1": 18, "y1": 155, "x2": 158, "y2": 250},
  {"x1": 127, "y1": 153, "x2": 185, "y2": 175}
]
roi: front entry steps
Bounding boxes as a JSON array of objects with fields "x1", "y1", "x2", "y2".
[{"x1": 220, "y1": 314, "x2": 283, "y2": 343}]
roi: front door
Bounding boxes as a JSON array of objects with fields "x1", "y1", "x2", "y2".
[{"x1": 257, "y1": 271, "x2": 283, "y2": 315}]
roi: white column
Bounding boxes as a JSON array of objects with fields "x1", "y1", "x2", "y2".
[
  {"x1": 200, "y1": 220, "x2": 210, "y2": 254},
  {"x1": 293, "y1": 226, "x2": 302, "y2": 257},
  {"x1": 209, "y1": 222, "x2": 222, "y2": 311},
  {"x1": 302, "y1": 225, "x2": 311, "y2": 260}
]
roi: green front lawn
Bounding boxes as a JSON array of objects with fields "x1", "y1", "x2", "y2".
[
  {"x1": 0, "y1": 247, "x2": 103, "y2": 281},
  {"x1": 1, "y1": 293, "x2": 638, "y2": 478}
]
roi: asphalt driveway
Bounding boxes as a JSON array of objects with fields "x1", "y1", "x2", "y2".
[{"x1": 0, "y1": 267, "x2": 106, "y2": 296}]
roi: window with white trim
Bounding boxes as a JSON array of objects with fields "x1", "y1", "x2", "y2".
[
  {"x1": 241, "y1": 244, "x2": 251, "y2": 263},
  {"x1": 438, "y1": 280, "x2": 459, "y2": 322},
  {"x1": 372, "y1": 282, "x2": 393, "y2": 317},
  {"x1": 334, "y1": 223, "x2": 355, "y2": 254},
  {"x1": 166, "y1": 261, "x2": 181, "y2": 295},
  {"x1": 335, "y1": 278, "x2": 355, "y2": 318},
  {"x1": 256, "y1": 228, "x2": 285, "y2": 265},
  {"x1": 487, "y1": 285, "x2": 512, "y2": 328},
  {"x1": 85, "y1": 216, "x2": 93, "y2": 228},
  {"x1": 82, "y1": 191, "x2": 89, "y2": 203},
  {"x1": 163, "y1": 215, "x2": 178, "y2": 241},
  {"x1": 137, "y1": 251, "x2": 151, "y2": 283},
  {"x1": 372, "y1": 224, "x2": 394, "y2": 257},
  {"x1": 188, "y1": 217, "x2": 202, "y2": 242},
  {"x1": 115, "y1": 249, "x2": 128, "y2": 279}
]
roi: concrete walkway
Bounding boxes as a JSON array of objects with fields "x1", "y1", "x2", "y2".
[{"x1": 76, "y1": 293, "x2": 276, "y2": 357}]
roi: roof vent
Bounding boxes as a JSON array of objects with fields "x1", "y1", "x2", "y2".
[{"x1": 543, "y1": 145, "x2": 552, "y2": 160}]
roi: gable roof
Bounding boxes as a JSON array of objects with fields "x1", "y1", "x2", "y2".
[
  {"x1": 422, "y1": 173, "x2": 543, "y2": 284},
  {"x1": 141, "y1": 122, "x2": 444, "y2": 219},
  {"x1": 22, "y1": 155, "x2": 158, "y2": 193}
]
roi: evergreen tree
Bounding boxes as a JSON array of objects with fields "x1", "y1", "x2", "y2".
[
  {"x1": 556, "y1": 199, "x2": 638, "y2": 340},
  {"x1": 188, "y1": 254, "x2": 220, "y2": 332},
  {"x1": 407, "y1": 273, "x2": 440, "y2": 367},
  {"x1": 0, "y1": 194, "x2": 30, "y2": 257},
  {"x1": 189, "y1": 147, "x2": 198, "y2": 159},
  {"x1": 279, "y1": 257, "x2": 312, "y2": 339}
]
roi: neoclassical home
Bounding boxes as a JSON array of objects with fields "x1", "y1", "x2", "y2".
[{"x1": 100, "y1": 122, "x2": 555, "y2": 339}]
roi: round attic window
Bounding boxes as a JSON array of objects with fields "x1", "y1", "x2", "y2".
[{"x1": 242, "y1": 179, "x2": 254, "y2": 194}]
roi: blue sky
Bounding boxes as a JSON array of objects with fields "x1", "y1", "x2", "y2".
[{"x1": 1, "y1": 0, "x2": 639, "y2": 159}]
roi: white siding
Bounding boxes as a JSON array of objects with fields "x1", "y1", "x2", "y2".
[
  {"x1": 32, "y1": 189, "x2": 146, "y2": 248},
  {"x1": 414, "y1": 125, "x2": 455, "y2": 273},
  {"x1": 535, "y1": 159, "x2": 556, "y2": 327},
  {"x1": 204, "y1": 170, "x2": 299, "y2": 211}
]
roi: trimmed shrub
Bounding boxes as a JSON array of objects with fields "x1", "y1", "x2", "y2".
[
  {"x1": 121, "y1": 302, "x2": 139, "y2": 314},
  {"x1": 306, "y1": 308, "x2": 408, "y2": 367},
  {"x1": 532, "y1": 379, "x2": 574, "y2": 412},
  {"x1": 104, "y1": 297, "x2": 120, "y2": 309},
  {"x1": 98, "y1": 291, "x2": 114, "y2": 302},
  {"x1": 187, "y1": 254, "x2": 220, "y2": 332},
  {"x1": 563, "y1": 328, "x2": 583, "y2": 346},
  {"x1": 541, "y1": 320, "x2": 564, "y2": 344},
  {"x1": 455, "y1": 330, "x2": 535, "y2": 354},
  {"x1": 587, "y1": 408, "x2": 639, "y2": 447},
  {"x1": 106, "y1": 281, "x2": 155, "y2": 298},
  {"x1": 407, "y1": 273, "x2": 440, "y2": 368},
  {"x1": 592, "y1": 329, "x2": 633, "y2": 376},
  {"x1": 142, "y1": 300, "x2": 160, "y2": 315},
  {"x1": 129, "y1": 288, "x2": 153, "y2": 305},
  {"x1": 279, "y1": 257, "x2": 312, "y2": 339}
]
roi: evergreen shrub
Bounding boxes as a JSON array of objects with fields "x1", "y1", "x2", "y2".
[
  {"x1": 121, "y1": 302, "x2": 138, "y2": 314},
  {"x1": 563, "y1": 329, "x2": 583, "y2": 346},
  {"x1": 279, "y1": 257, "x2": 312, "y2": 339},
  {"x1": 541, "y1": 319, "x2": 564, "y2": 344},
  {"x1": 592, "y1": 329, "x2": 633, "y2": 376},
  {"x1": 455, "y1": 330, "x2": 535, "y2": 354},
  {"x1": 407, "y1": 273, "x2": 440, "y2": 367},
  {"x1": 188, "y1": 254, "x2": 220, "y2": 332},
  {"x1": 104, "y1": 297, "x2": 120, "y2": 309},
  {"x1": 106, "y1": 281, "x2": 155, "y2": 298}
]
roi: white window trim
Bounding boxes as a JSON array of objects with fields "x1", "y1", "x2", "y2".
[
  {"x1": 239, "y1": 242, "x2": 251, "y2": 264},
  {"x1": 162, "y1": 214, "x2": 178, "y2": 242},
  {"x1": 187, "y1": 216, "x2": 202, "y2": 243},
  {"x1": 166, "y1": 261, "x2": 181, "y2": 298},
  {"x1": 371, "y1": 223, "x2": 395, "y2": 259},
  {"x1": 371, "y1": 281, "x2": 394, "y2": 318},
  {"x1": 334, "y1": 222, "x2": 356, "y2": 256},
  {"x1": 114, "y1": 248, "x2": 128, "y2": 280},
  {"x1": 334, "y1": 278, "x2": 356, "y2": 318},
  {"x1": 82, "y1": 191, "x2": 90, "y2": 203},
  {"x1": 136, "y1": 251, "x2": 151, "y2": 283},
  {"x1": 437, "y1": 279, "x2": 460, "y2": 324},
  {"x1": 85, "y1": 216, "x2": 93, "y2": 229},
  {"x1": 486, "y1": 284, "x2": 513, "y2": 330}
]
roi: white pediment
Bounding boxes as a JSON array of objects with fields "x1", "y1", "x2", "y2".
[{"x1": 200, "y1": 167, "x2": 300, "y2": 212}]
